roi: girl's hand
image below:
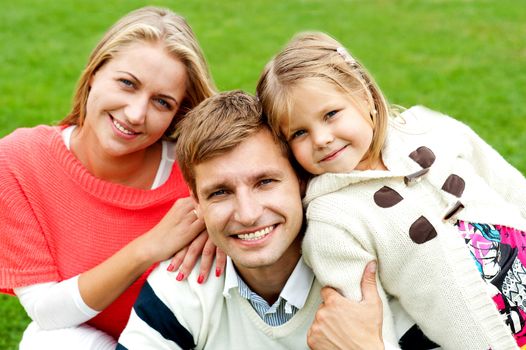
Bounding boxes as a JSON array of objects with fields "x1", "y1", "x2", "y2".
[{"x1": 166, "y1": 230, "x2": 227, "y2": 283}]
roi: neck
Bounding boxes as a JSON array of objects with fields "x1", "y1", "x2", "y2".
[
  {"x1": 70, "y1": 127, "x2": 162, "y2": 189},
  {"x1": 235, "y1": 237, "x2": 302, "y2": 305},
  {"x1": 358, "y1": 154, "x2": 388, "y2": 171}
]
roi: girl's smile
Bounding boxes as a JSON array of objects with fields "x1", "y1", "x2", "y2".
[{"x1": 319, "y1": 144, "x2": 349, "y2": 163}]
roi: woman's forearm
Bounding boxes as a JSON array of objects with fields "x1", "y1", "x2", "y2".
[{"x1": 79, "y1": 197, "x2": 205, "y2": 311}]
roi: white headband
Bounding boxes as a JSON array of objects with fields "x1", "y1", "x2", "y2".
[{"x1": 336, "y1": 47, "x2": 358, "y2": 66}]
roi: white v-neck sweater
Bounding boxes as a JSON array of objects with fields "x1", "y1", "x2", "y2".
[{"x1": 118, "y1": 260, "x2": 322, "y2": 349}]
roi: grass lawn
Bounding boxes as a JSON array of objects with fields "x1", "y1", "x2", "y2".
[{"x1": 1, "y1": 0, "x2": 525, "y2": 348}]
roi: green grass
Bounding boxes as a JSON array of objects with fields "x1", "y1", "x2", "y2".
[{"x1": 1, "y1": 0, "x2": 525, "y2": 348}]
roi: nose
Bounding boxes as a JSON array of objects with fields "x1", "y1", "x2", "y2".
[
  {"x1": 124, "y1": 95, "x2": 148, "y2": 125},
  {"x1": 233, "y1": 189, "x2": 263, "y2": 226},
  {"x1": 312, "y1": 126, "x2": 334, "y2": 148}
]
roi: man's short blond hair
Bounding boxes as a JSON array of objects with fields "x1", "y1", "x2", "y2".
[{"x1": 175, "y1": 90, "x2": 290, "y2": 194}]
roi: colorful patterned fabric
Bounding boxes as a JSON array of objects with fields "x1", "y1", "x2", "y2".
[{"x1": 457, "y1": 220, "x2": 526, "y2": 346}]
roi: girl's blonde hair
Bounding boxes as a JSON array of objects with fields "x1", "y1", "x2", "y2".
[
  {"x1": 256, "y1": 31, "x2": 390, "y2": 168},
  {"x1": 60, "y1": 6, "x2": 216, "y2": 140}
]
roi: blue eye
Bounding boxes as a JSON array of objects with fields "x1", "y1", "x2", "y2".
[
  {"x1": 259, "y1": 179, "x2": 274, "y2": 186},
  {"x1": 155, "y1": 98, "x2": 172, "y2": 110},
  {"x1": 119, "y1": 78, "x2": 135, "y2": 88},
  {"x1": 291, "y1": 129, "x2": 306, "y2": 140},
  {"x1": 326, "y1": 110, "x2": 338, "y2": 119},
  {"x1": 209, "y1": 189, "x2": 226, "y2": 199}
]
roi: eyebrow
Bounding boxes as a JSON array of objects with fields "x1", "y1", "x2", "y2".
[{"x1": 118, "y1": 71, "x2": 179, "y2": 106}]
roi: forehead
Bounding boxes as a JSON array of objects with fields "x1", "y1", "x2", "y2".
[
  {"x1": 286, "y1": 78, "x2": 365, "y2": 122},
  {"x1": 194, "y1": 130, "x2": 296, "y2": 194},
  {"x1": 291, "y1": 78, "x2": 346, "y2": 102},
  {"x1": 101, "y1": 42, "x2": 186, "y2": 88},
  {"x1": 284, "y1": 79, "x2": 342, "y2": 124}
]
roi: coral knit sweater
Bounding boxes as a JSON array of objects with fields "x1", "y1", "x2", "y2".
[{"x1": 0, "y1": 125, "x2": 190, "y2": 339}]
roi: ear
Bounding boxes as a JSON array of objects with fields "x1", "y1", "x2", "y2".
[{"x1": 190, "y1": 190, "x2": 203, "y2": 219}]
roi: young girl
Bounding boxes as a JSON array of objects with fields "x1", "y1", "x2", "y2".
[{"x1": 257, "y1": 31, "x2": 526, "y2": 349}]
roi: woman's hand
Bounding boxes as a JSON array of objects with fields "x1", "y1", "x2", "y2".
[
  {"x1": 307, "y1": 261, "x2": 384, "y2": 350},
  {"x1": 148, "y1": 197, "x2": 226, "y2": 283},
  {"x1": 166, "y1": 229, "x2": 227, "y2": 283},
  {"x1": 141, "y1": 197, "x2": 206, "y2": 264}
]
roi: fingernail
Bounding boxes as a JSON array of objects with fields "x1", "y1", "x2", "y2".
[
  {"x1": 368, "y1": 261, "x2": 377, "y2": 273},
  {"x1": 176, "y1": 272, "x2": 184, "y2": 281},
  {"x1": 166, "y1": 263, "x2": 174, "y2": 272},
  {"x1": 215, "y1": 268, "x2": 221, "y2": 277},
  {"x1": 197, "y1": 274, "x2": 204, "y2": 284}
]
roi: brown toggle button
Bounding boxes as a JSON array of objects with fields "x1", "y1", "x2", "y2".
[
  {"x1": 374, "y1": 186, "x2": 404, "y2": 208},
  {"x1": 404, "y1": 167, "x2": 430, "y2": 185},
  {"x1": 409, "y1": 216, "x2": 437, "y2": 244},
  {"x1": 442, "y1": 174, "x2": 465, "y2": 198},
  {"x1": 443, "y1": 201, "x2": 464, "y2": 220},
  {"x1": 409, "y1": 146, "x2": 436, "y2": 168}
]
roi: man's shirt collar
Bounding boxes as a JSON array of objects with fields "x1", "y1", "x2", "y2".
[{"x1": 222, "y1": 256, "x2": 314, "y2": 312}]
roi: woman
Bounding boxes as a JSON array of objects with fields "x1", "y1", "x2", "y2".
[{"x1": 0, "y1": 6, "x2": 222, "y2": 349}]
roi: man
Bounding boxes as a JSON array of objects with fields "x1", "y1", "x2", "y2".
[{"x1": 117, "y1": 91, "x2": 386, "y2": 349}]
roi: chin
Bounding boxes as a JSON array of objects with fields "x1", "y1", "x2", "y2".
[{"x1": 237, "y1": 255, "x2": 278, "y2": 269}]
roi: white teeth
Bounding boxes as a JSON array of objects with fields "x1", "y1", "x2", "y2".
[
  {"x1": 112, "y1": 118, "x2": 135, "y2": 135},
  {"x1": 237, "y1": 226, "x2": 274, "y2": 241}
]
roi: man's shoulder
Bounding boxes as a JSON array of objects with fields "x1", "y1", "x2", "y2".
[
  {"x1": 122, "y1": 261, "x2": 227, "y2": 349},
  {"x1": 141, "y1": 260, "x2": 226, "y2": 315}
]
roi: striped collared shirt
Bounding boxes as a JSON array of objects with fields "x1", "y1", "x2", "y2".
[{"x1": 222, "y1": 257, "x2": 315, "y2": 326}]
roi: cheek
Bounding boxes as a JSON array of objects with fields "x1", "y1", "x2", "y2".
[
  {"x1": 291, "y1": 142, "x2": 316, "y2": 172},
  {"x1": 358, "y1": 124, "x2": 374, "y2": 148},
  {"x1": 85, "y1": 87, "x2": 122, "y2": 118},
  {"x1": 84, "y1": 92, "x2": 102, "y2": 123},
  {"x1": 287, "y1": 200, "x2": 303, "y2": 228},
  {"x1": 203, "y1": 204, "x2": 231, "y2": 233},
  {"x1": 149, "y1": 112, "x2": 175, "y2": 134}
]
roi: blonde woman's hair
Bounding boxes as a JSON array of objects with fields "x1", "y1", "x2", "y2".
[
  {"x1": 256, "y1": 31, "x2": 390, "y2": 168},
  {"x1": 60, "y1": 6, "x2": 216, "y2": 140},
  {"x1": 175, "y1": 90, "x2": 290, "y2": 194}
]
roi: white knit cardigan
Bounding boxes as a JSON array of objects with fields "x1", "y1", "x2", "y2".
[{"x1": 302, "y1": 106, "x2": 526, "y2": 350}]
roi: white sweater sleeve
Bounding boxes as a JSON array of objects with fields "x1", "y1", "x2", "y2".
[
  {"x1": 384, "y1": 342, "x2": 402, "y2": 350},
  {"x1": 14, "y1": 275, "x2": 99, "y2": 329},
  {"x1": 301, "y1": 219, "x2": 399, "y2": 345},
  {"x1": 19, "y1": 322, "x2": 116, "y2": 350},
  {"x1": 456, "y1": 117, "x2": 526, "y2": 217}
]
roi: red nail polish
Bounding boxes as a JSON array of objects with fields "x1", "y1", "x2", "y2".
[
  {"x1": 197, "y1": 275, "x2": 204, "y2": 284},
  {"x1": 166, "y1": 263, "x2": 174, "y2": 272},
  {"x1": 176, "y1": 272, "x2": 184, "y2": 281},
  {"x1": 215, "y1": 268, "x2": 221, "y2": 277}
]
